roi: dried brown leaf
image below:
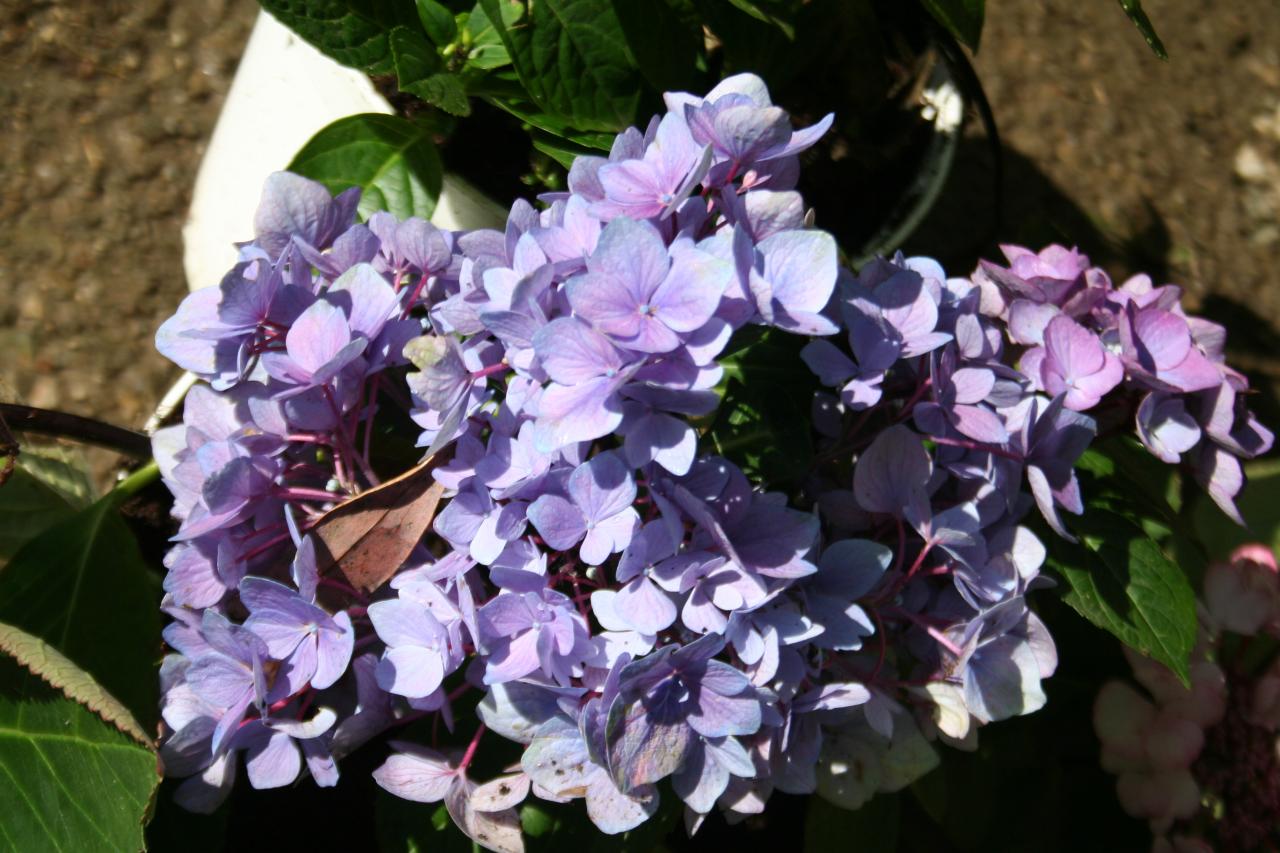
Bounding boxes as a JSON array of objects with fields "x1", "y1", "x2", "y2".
[{"x1": 311, "y1": 456, "x2": 446, "y2": 592}]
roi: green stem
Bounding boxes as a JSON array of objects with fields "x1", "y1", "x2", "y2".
[{"x1": 110, "y1": 460, "x2": 160, "y2": 502}]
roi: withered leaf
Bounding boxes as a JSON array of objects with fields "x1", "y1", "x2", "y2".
[{"x1": 311, "y1": 456, "x2": 446, "y2": 592}]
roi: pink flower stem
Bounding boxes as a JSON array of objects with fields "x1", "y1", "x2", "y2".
[
  {"x1": 237, "y1": 531, "x2": 292, "y2": 563},
  {"x1": 363, "y1": 374, "x2": 382, "y2": 462},
  {"x1": 401, "y1": 273, "x2": 431, "y2": 318},
  {"x1": 886, "y1": 606, "x2": 963, "y2": 657},
  {"x1": 324, "y1": 386, "x2": 381, "y2": 488},
  {"x1": 471, "y1": 362, "x2": 510, "y2": 380},
  {"x1": 459, "y1": 724, "x2": 486, "y2": 772},
  {"x1": 279, "y1": 486, "x2": 340, "y2": 503},
  {"x1": 320, "y1": 576, "x2": 366, "y2": 601},
  {"x1": 896, "y1": 377, "x2": 933, "y2": 421},
  {"x1": 353, "y1": 633, "x2": 381, "y2": 652},
  {"x1": 929, "y1": 434, "x2": 1023, "y2": 461}
]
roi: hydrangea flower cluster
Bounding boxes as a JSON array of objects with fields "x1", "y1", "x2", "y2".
[
  {"x1": 153, "y1": 74, "x2": 1271, "y2": 847},
  {"x1": 1095, "y1": 544, "x2": 1280, "y2": 853}
]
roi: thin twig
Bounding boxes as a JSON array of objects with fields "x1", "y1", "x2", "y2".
[{"x1": 0, "y1": 403, "x2": 151, "y2": 457}]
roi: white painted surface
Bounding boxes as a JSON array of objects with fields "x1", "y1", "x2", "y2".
[{"x1": 182, "y1": 10, "x2": 504, "y2": 295}]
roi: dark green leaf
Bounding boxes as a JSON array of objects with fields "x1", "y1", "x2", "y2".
[
  {"x1": 725, "y1": 0, "x2": 800, "y2": 39},
  {"x1": 688, "y1": 0, "x2": 802, "y2": 86},
  {"x1": 708, "y1": 328, "x2": 819, "y2": 490},
  {"x1": 1192, "y1": 457, "x2": 1280, "y2": 559},
  {"x1": 482, "y1": 0, "x2": 643, "y2": 133},
  {"x1": 487, "y1": 94, "x2": 615, "y2": 150},
  {"x1": 259, "y1": 0, "x2": 417, "y2": 73},
  {"x1": 288, "y1": 114, "x2": 444, "y2": 220},
  {"x1": 530, "y1": 132, "x2": 601, "y2": 169},
  {"x1": 417, "y1": 0, "x2": 459, "y2": 46},
  {"x1": 920, "y1": 0, "x2": 985, "y2": 51},
  {"x1": 1079, "y1": 438, "x2": 1209, "y2": 587},
  {"x1": 0, "y1": 630, "x2": 157, "y2": 853},
  {"x1": 391, "y1": 26, "x2": 472, "y2": 116},
  {"x1": 1047, "y1": 508, "x2": 1197, "y2": 684},
  {"x1": 0, "y1": 468, "x2": 76, "y2": 564},
  {"x1": 0, "y1": 622, "x2": 150, "y2": 745},
  {"x1": 0, "y1": 488, "x2": 160, "y2": 728},
  {"x1": 1117, "y1": 0, "x2": 1168, "y2": 60},
  {"x1": 804, "y1": 792, "x2": 900, "y2": 853},
  {"x1": 611, "y1": 0, "x2": 704, "y2": 94}
]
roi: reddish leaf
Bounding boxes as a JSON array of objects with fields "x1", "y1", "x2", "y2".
[{"x1": 311, "y1": 457, "x2": 446, "y2": 592}]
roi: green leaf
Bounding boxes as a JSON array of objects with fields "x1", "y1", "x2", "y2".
[
  {"x1": 707, "y1": 328, "x2": 819, "y2": 490},
  {"x1": 520, "y1": 802, "x2": 557, "y2": 838},
  {"x1": 530, "y1": 131, "x2": 601, "y2": 169},
  {"x1": 0, "y1": 488, "x2": 160, "y2": 729},
  {"x1": 920, "y1": 0, "x2": 985, "y2": 51},
  {"x1": 0, "y1": 469, "x2": 76, "y2": 564},
  {"x1": 1117, "y1": 0, "x2": 1168, "y2": 60},
  {"x1": 0, "y1": 622, "x2": 150, "y2": 745},
  {"x1": 611, "y1": 0, "x2": 705, "y2": 94},
  {"x1": 487, "y1": 93, "x2": 615, "y2": 151},
  {"x1": 288, "y1": 114, "x2": 444, "y2": 220},
  {"x1": 0, "y1": 625, "x2": 157, "y2": 853},
  {"x1": 724, "y1": 0, "x2": 800, "y2": 39},
  {"x1": 804, "y1": 792, "x2": 900, "y2": 853},
  {"x1": 1192, "y1": 457, "x2": 1280, "y2": 558},
  {"x1": 259, "y1": 0, "x2": 417, "y2": 73},
  {"x1": 17, "y1": 444, "x2": 95, "y2": 510},
  {"x1": 463, "y1": 1, "x2": 520, "y2": 70},
  {"x1": 1047, "y1": 508, "x2": 1197, "y2": 684},
  {"x1": 391, "y1": 26, "x2": 472, "y2": 116},
  {"x1": 482, "y1": 0, "x2": 643, "y2": 133},
  {"x1": 417, "y1": 0, "x2": 459, "y2": 46}
]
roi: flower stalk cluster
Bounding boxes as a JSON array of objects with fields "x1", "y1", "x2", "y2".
[{"x1": 153, "y1": 75, "x2": 1270, "y2": 846}]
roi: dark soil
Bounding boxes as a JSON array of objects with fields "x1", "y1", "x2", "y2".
[{"x1": 1, "y1": 0, "x2": 1277, "y2": 459}]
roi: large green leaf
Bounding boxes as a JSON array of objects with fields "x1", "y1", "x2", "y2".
[
  {"x1": 15, "y1": 444, "x2": 95, "y2": 510},
  {"x1": 1117, "y1": 0, "x2": 1168, "y2": 60},
  {"x1": 707, "y1": 328, "x2": 820, "y2": 490},
  {"x1": 920, "y1": 0, "x2": 985, "y2": 51},
  {"x1": 1047, "y1": 507, "x2": 1197, "y2": 684},
  {"x1": 390, "y1": 26, "x2": 472, "y2": 116},
  {"x1": 0, "y1": 469, "x2": 76, "y2": 565},
  {"x1": 611, "y1": 0, "x2": 704, "y2": 94},
  {"x1": 288, "y1": 114, "x2": 444, "y2": 220},
  {"x1": 482, "y1": 0, "x2": 643, "y2": 133},
  {"x1": 0, "y1": 625, "x2": 156, "y2": 853},
  {"x1": 0, "y1": 488, "x2": 160, "y2": 729},
  {"x1": 259, "y1": 0, "x2": 417, "y2": 73},
  {"x1": 0, "y1": 444, "x2": 97, "y2": 564}
]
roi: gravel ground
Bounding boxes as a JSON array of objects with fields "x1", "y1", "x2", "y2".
[
  {"x1": 0, "y1": 0, "x2": 257, "y2": 433},
  {"x1": 1, "y1": 0, "x2": 1277, "y2": 451}
]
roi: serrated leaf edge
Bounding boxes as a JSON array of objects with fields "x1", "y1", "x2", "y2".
[{"x1": 0, "y1": 621, "x2": 153, "y2": 748}]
